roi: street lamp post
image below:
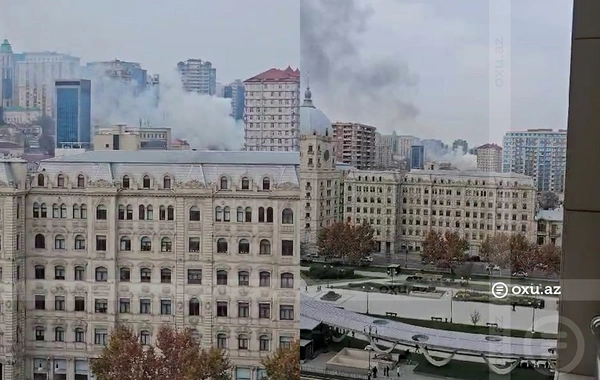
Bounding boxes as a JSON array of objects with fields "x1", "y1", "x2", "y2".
[
  {"x1": 363, "y1": 286, "x2": 373, "y2": 314},
  {"x1": 405, "y1": 249, "x2": 409, "y2": 268},
  {"x1": 363, "y1": 325, "x2": 378, "y2": 374},
  {"x1": 450, "y1": 290, "x2": 454, "y2": 323}
]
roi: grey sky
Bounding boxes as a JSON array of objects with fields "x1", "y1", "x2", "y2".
[
  {"x1": 0, "y1": 0, "x2": 299, "y2": 83},
  {"x1": 301, "y1": 0, "x2": 573, "y2": 146}
]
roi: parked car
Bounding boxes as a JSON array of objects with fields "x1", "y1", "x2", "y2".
[
  {"x1": 512, "y1": 271, "x2": 529, "y2": 278},
  {"x1": 360, "y1": 256, "x2": 373, "y2": 263},
  {"x1": 486, "y1": 265, "x2": 501, "y2": 272}
]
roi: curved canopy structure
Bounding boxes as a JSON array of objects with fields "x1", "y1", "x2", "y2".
[{"x1": 301, "y1": 295, "x2": 556, "y2": 360}]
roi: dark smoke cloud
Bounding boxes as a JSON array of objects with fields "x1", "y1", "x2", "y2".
[{"x1": 300, "y1": 0, "x2": 419, "y2": 133}]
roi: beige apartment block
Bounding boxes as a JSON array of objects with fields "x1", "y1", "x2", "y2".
[
  {"x1": 475, "y1": 143, "x2": 502, "y2": 173},
  {"x1": 332, "y1": 122, "x2": 376, "y2": 170},
  {"x1": 535, "y1": 207, "x2": 563, "y2": 247}
]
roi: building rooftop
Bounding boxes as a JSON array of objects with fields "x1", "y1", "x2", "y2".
[
  {"x1": 476, "y1": 143, "x2": 502, "y2": 151},
  {"x1": 244, "y1": 66, "x2": 300, "y2": 82},
  {"x1": 0, "y1": 39, "x2": 12, "y2": 53},
  {"x1": 536, "y1": 207, "x2": 564, "y2": 222}
]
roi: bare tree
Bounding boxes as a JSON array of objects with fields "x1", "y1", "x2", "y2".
[
  {"x1": 538, "y1": 191, "x2": 560, "y2": 210},
  {"x1": 470, "y1": 309, "x2": 481, "y2": 326}
]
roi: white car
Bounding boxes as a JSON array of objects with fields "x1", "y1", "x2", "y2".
[
  {"x1": 512, "y1": 271, "x2": 529, "y2": 278},
  {"x1": 486, "y1": 265, "x2": 501, "y2": 272}
]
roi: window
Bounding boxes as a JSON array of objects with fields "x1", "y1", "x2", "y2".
[
  {"x1": 52, "y1": 204, "x2": 60, "y2": 218},
  {"x1": 126, "y1": 205, "x2": 133, "y2": 220},
  {"x1": 215, "y1": 206, "x2": 223, "y2": 222},
  {"x1": 118, "y1": 205, "x2": 125, "y2": 220},
  {"x1": 189, "y1": 298, "x2": 200, "y2": 315},
  {"x1": 258, "y1": 207, "x2": 265, "y2": 222},
  {"x1": 262, "y1": 177, "x2": 270, "y2": 191},
  {"x1": 142, "y1": 175, "x2": 151, "y2": 189},
  {"x1": 141, "y1": 236, "x2": 152, "y2": 251},
  {"x1": 159, "y1": 205, "x2": 166, "y2": 220},
  {"x1": 216, "y1": 270, "x2": 227, "y2": 285},
  {"x1": 139, "y1": 205, "x2": 146, "y2": 220},
  {"x1": 33, "y1": 202, "x2": 40, "y2": 218},
  {"x1": 259, "y1": 303, "x2": 270, "y2": 319},
  {"x1": 241, "y1": 177, "x2": 250, "y2": 190},
  {"x1": 35, "y1": 327, "x2": 45, "y2": 341},
  {"x1": 282, "y1": 208, "x2": 294, "y2": 224},
  {"x1": 140, "y1": 330, "x2": 151, "y2": 345},
  {"x1": 140, "y1": 299, "x2": 151, "y2": 314},
  {"x1": 189, "y1": 206, "x2": 201, "y2": 221},
  {"x1": 163, "y1": 176, "x2": 171, "y2": 189},
  {"x1": 74, "y1": 235, "x2": 85, "y2": 250},
  {"x1": 94, "y1": 329, "x2": 108, "y2": 345},
  {"x1": 54, "y1": 296, "x2": 65, "y2": 311},
  {"x1": 238, "y1": 239, "x2": 250, "y2": 254},
  {"x1": 95, "y1": 267, "x2": 108, "y2": 282},
  {"x1": 281, "y1": 240, "x2": 294, "y2": 256},
  {"x1": 259, "y1": 271, "x2": 271, "y2": 287},
  {"x1": 74, "y1": 296, "x2": 85, "y2": 312},
  {"x1": 161, "y1": 299, "x2": 172, "y2": 315},
  {"x1": 77, "y1": 174, "x2": 85, "y2": 188},
  {"x1": 119, "y1": 298, "x2": 131, "y2": 313},
  {"x1": 217, "y1": 333, "x2": 227, "y2": 349},
  {"x1": 223, "y1": 206, "x2": 230, "y2": 221},
  {"x1": 40, "y1": 203, "x2": 47, "y2": 218},
  {"x1": 188, "y1": 237, "x2": 200, "y2": 252},
  {"x1": 35, "y1": 295, "x2": 45, "y2": 310},
  {"x1": 220, "y1": 176, "x2": 228, "y2": 190},
  {"x1": 161, "y1": 268, "x2": 172, "y2": 283},
  {"x1": 37, "y1": 173, "x2": 45, "y2": 187},
  {"x1": 120, "y1": 236, "x2": 131, "y2": 251},
  {"x1": 237, "y1": 207, "x2": 244, "y2": 222},
  {"x1": 54, "y1": 235, "x2": 66, "y2": 249},
  {"x1": 95, "y1": 299, "x2": 108, "y2": 313},
  {"x1": 266, "y1": 207, "x2": 273, "y2": 223},
  {"x1": 122, "y1": 175, "x2": 130, "y2": 189},
  {"x1": 167, "y1": 205, "x2": 174, "y2": 220},
  {"x1": 280, "y1": 305, "x2": 294, "y2": 320},
  {"x1": 238, "y1": 302, "x2": 249, "y2": 318},
  {"x1": 96, "y1": 205, "x2": 107, "y2": 220},
  {"x1": 238, "y1": 271, "x2": 250, "y2": 286},
  {"x1": 57, "y1": 174, "x2": 65, "y2": 188},
  {"x1": 146, "y1": 205, "x2": 154, "y2": 220},
  {"x1": 281, "y1": 273, "x2": 294, "y2": 288},
  {"x1": 238, "y1": 334, "x2": 249, "y2": 349},
  {"x1": 280, "y1": 336, "x2": 293, "y2": 349},
  {"x1": 188, "y1": 269, "x2": 202, "y2": 284},
  {"x1": 216, "y1": 238, "x2": 228, "y2": 253},
  {"x1": 259, "y1": 239, "x2": 271, "y2": 255},
  {"x1": 245, "y1": 207, "x2": 252, "y2": 222},
  {"x1": 60, "y1": 203, "x2": 67, "y2": 218},
  {"x1": 34, "y1": 234, "x2": 45, "y2": 249},
  {"x1": 161, "y1": 237, "x2": 172, "y2": 252},
  {"x1": 75, "y1": 328, "x2": 85, "y2": 343},
  {"x1": 34, "y1": 265, "x2": 45, "y2": 279},
  {"x1": 216, "y1": 301, "x2": 228, "y2": 317},
  {"x1": 74, "y1": 266, "x2": 85, "y2": 281},
  {"x1": 54, "y1": 266, "x2": 65, "y2": 280},
  {"x1": 120, "y1": 267, "x2": 131, "y2": 282},
  {"x1": 96, "y1": 235, "x2": 107, "y2": 251},
  {"x1": 259, "y1": 335, "x2": 270, "y2": 351},
  {"x1": 140, "y1": 268, "x2": 152, "y2": 283}
]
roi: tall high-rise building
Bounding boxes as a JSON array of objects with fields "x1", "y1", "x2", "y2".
[
  {"x1": 410, "y1": 145, "x2": 424, "y2": 169},
  {"x1": 452, "y1": 139, "x2": 468, "y2": 154},
  {"x1": 502, "y1": 129, "x2": 567, "y2": 192},
  {"x1": 55, "y1": 79, "x2": 91, "y2": 148},
  {"x1": 0, "y1": 39, "x2": 15, "y2": 108},
  {"x1": 475, "y1": 143, "x2": 502, "y2": 172},
  {"x1": 394, "y1": 134, "x2": 419, "y2": 157},
  {"x1": 332, "y1": 122, "x2": 376, "y2": 170},
  {"x1": 374, "y1": 133, "x2": 393, "y2": 169},
  {"x1": 15, "y1": 52, "x2": 81, "y2": 115},
  {"x1": 86, "y1": 60, "x2": 148, "y2": 94},
  {"x1": 230, "y1": 80, "x2": 245, "y2": 121},
  {"x1": 243, "y1": 67, "x2": 300, "y2": 151},
  {"x1": 177, "y1": 59, "x2": 217, "y2": 95}
]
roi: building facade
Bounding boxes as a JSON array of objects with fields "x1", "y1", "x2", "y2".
[
  {"x1": 243, "y1": 67, "x2": 301, "y2": 152},
  {"x1": 535, "y1": 207, "x2": 563, "y2": 247},
  {"x1": 230, "y1": 80, "x2": 245, "y2": 121},
  {"x1": 332, "y1": 122, "x2": 376, "y2": 170},
  {"x1": 475, "y1": 143, "x2": 502, "y2": 173},
  {"x1": 0, "y1": 149, "x2": 301, "y2": 380},
  {"x1": 2, "y1": 107, "x2": 42, "y2": 125},
  {"x1": 93, "y1": 125, "x2": 172, "y2": 151},
  {"x1": 55, "y1": 80, "x2": 92, "y2": 148},
  {"x1": 86, "y1": 60, "x2": 148, "y2": 95},
  {"x1": 502, "y1": 129, "x2": 567, "y2": 192},
  {"x1": 177, "y1": 59, "x2": 217, "y2": 96},
  {"x1": 452, "y1": 139, "x2": 468, "y2": 154},
  {"x1": 394, "y1": 135, "x2": 419, "y2": 158},
  {"x1": 374, "y1": 133, "x2": 393, "y2": 169},
  {"x1": 0, "y1": 39, "x2": 15, "y2": 108},
  {"x1": 410, "y1": 145, "x2": 424, "y2": 170}
]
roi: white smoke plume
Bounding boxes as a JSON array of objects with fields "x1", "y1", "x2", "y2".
[
  {"x1": 427, "y1": 150, "x2": 478, "y2": 171},
  {"x1": 88, "y1": 68, "x2": 244, "y2": 150}
]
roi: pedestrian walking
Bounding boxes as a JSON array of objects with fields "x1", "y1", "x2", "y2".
[
  {"x1": 385, "y1": 366, "x2": 390, "y2": 376},
  {"x1": 372, "y1": 366, "x2": 378, "y2": 378},
  {"x1": 396, "y1": 366, "x2": 401, "y2": 377}
]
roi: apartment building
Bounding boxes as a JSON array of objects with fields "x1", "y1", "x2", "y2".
[
  {"x1": 93, "y1": 125, "x2": 172, "y2": 151},
  {"x1": 394, "y1": 134, "x2": 419, "y2": 158},
  {"x1": 502, "y1": 129, "x2": 567, "y2": 192},
  {"x1": 374, "y1": 133, "x2": 393, "y2": 169},
  {"x1": 475, "y1": 143, "x2": 502, "y2": 173},
  {"x1": 243, "y1": 67, "x2": 301, "y2": 152},
  {"x1": 176, "y1": 59, "x2": 217, "y2": 95},
  {"x1": 332, "y1": 122, "x2": 376, "y2": 170},
  {"x1": 535, "y1": 207, "x2": 563, "y2": 247}
]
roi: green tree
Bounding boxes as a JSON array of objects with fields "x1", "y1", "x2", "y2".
[{"x1": 261, "y1": 340, "x2": 300, "y2": 380}]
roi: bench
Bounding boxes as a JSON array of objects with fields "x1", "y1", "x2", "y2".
[
  {"x1": 431, "y1": 317, "x2": 443, "y2": 322},
  {"x1": 486, "y1": 323, "x2": 498, "y2": 328},
  {"x1": 386, "y1": 312, "x2": 398, "y2": 317}
]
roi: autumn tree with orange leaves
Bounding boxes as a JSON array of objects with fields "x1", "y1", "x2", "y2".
[
  {"x1": 261, "y1": 340, "x2": 300, "y2": 380},
  {"x1": 91, "y1": 325, "x2": 231, "y2": 380},
  {"x1": 422, "y1": 231, "x2": 469, "y2": 274},
  {"x1": 536, "y1": 243, "x2": 562, "y2": 275},
  {"x1": 318, "y1": 221, "x2": 375, "y2": 264}
]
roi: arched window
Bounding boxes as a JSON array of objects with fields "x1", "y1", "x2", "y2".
[
  {"x1": 216, "y1": 238, "x2": 228, "y2": 253},
  {"x1": 140, "y1": 330, "x2": 151, "y2": 345},
  {"x1": 236, "y1": 207, "x2": 244, "y2": 222},
  {"x1": 238, "y1": 334, "x2": 249, "y2": 350},
  {"x1": 238, "y1": 239, "x2": 250, "y2": 254},
  {"x1": 60, "y1": 203, "x2": 67, "y2": 218},
  {"x1": 161, "y1": 268, "x2": 172, "y2": 283},
  {"x1": 140, "y1": 268, "x2": 151, "y2": 282},
  {"x1": 57, "y1": 174, "x2": 65, "y2": 188},
  {"x1": 54, "y1": 265, "x2": 66, "y2": 280},
  {"x1": 80, "y1": 204, "x2": 87, "y2": 219},
  {"x1": 241, "y1": 177, "x2": 250, "y2": 190},
  {"x1": 120, "y1": 236, "x2": 131, "y2": 251},
  {"x1": 118, "y1": 205, "x2": 125, "y2": 220},
  {"x1": 159, "y1": 205, "x2": 166, "y2": 220},
  {"x1": 262, "y1": 177, "x2": 270, "y2": 191},
  {"x1": 95, "y1": 267, "x2": 108, "y2": 282},
  {"x1": 189, "y1": 206, "x2": 200, "y2": 221},
  {"x1": 259, "y1": 335, "x2": 270, "y2": 351},
  {"x1": 282, "y1": 208, "x2": 294, "y2": 224},
  {"x1": 161, "y1": 237, "x2": 172, "y2": 252},
  {"x1": 266, "y1": 207, "x2": 274, "y2": 223},
  {"x1": 74, "y1": 235, "x2": 86, "y2": 250},
  {"x1": 34, "y1": 234, "x2": 45, "y2": 249},
  {"x1": 120, "y1": 267, "x2": 131, "y2": 282},
  {"x1": 216, "y1": 333, "x2": 227, "y2": 349},
  {"x1": 281, "y1": 273, "x2": 294, "y2": 288},
  {"x1": 75, "y1": 328, "x2": 85, "y2": 343},
  {"x1": 54, "y1": 235, "x2": 66, "y2": 249},
  {"x1": 216, "y1": 270, "x2": 228, "y2": 285},
  {"x1": 77, "y1": 174, "x2": 85, "y2": 188},
  {"x1": 258, "y1": 207, "x2": 265, "y2": 222},
  {"x1": 37, "y1": 174, "x2": 45, "y2": 187},
  {"x1": 35, "y1": 326, "x2": 45, "y2": 341},
  {"x1": 163, "y1": 176, "x2": 171, "y2": 189},
  {"x1": 55, "y1": 327, "x2": 65, "y2": 342},
  {"x1": 259, "y1": 271, "x2": 271, "y2": 287},
  {"x1": 215, "y1": 206, "x2": 222, "y2": 221},
  {"x1": 259, "y1": 239, "x2": 271, "y2": 255},
  {"x1": 146, "y1": 205, "x2": 153, "y2": 220},
  {"x1": 245, "y1": 207, "x2": 252, "y2": 222},
  {"x1": 220, "y1": 176, "x2": 228, "y2": 190},
  {"x1": 142, "y1": 175, "x2": 151, "y2": 189},
  {"x1": 238, "y1": 270, "x2": 250, "y2": 286},
  {"x1": 223, "y1": 206, "x2": 230, "y2": 222},
  {"x1": 52, "y1": 204, "x2": 60, "y2": 218},
  {"x1": 126, "y1": 205, "x2": 133, "y2": 220},
  {"x1": 33, "y1": 202, "x2": 40, "y2": 218},
  {"x1": 140, "y1": 236, "x2": 152, "y2": 251},
  {"x1": 189, "y1": 298, "x2": 200, "y2": 316},
  {"x1": 167, "y1": 205, "x2": 174, "y2": 220},
  {"x1": 40, "y1": 203, "x2": 47, "y2": 218},
  {"x1": 96, "y1": 205, "x2": 107, "y2": 220},
  {"x1": 122, "y1": 175, "x2": 130, "y2": 189},
  {"x1": 34, "y1": 265, "x2": 45, "y2": 279},
  {"x1": 139, "y1": 205, "x2": 146, "y2": 220},
  {"x1": 73, "y1": 204, "x2": 80, "y2": 219}
]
